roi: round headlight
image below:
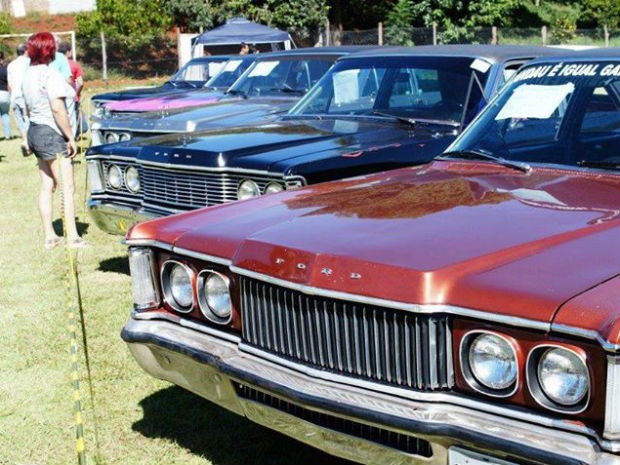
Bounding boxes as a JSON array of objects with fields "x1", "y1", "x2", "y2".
[
  {"x1": 198, "y1": 271, "x2": 231, "y2": 323},
  {"x1": 125, "y1": 166, "x2": 140, "y2": 193},
  {"x1": 537, "y1": 347, "x2": 589, "y2": 406},
  {"x1": 237, "y1": 179, "x2": 260, "y2": 200},
  {"x1": 468, "y1": 333, "x2": 517, "y2": 391},
  {"x1": 105, "y1": 132, "x2": 118, "y2": 144},
  {"x1": 119, "y1": 132, "x2": 131, "y2": 142},
  {"x1": 162, "y1": 261, "x2": 193, "y2": 312},
  {"x1": 265, "y1": 182, "x2": 284, "y2": 195},
  {"x1": 107, "y1": 164, "x2": 123, "y2": 189}
]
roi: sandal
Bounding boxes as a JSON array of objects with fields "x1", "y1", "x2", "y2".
[
  {"x1": 44, "y1": 237, "x2": 63, "y2": 250},
  {"x1": 68, "y1": 238, "x2": 89, "y2": 249}
]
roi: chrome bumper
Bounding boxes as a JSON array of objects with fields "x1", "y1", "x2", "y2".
[
  {"x1": 88, "y1": 200, "x2": 160, "y2": 235},
  {"x1": 121, "y1": 317, "x2": 619, "y2": 465}
]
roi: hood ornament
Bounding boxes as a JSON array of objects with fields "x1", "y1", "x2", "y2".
[{"x1": 321, "y1": 268, "x2": 332, "y2": 276}]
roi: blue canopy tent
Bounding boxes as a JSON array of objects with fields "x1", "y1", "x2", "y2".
[{"x1": 193, "y1": 17, "x2": 296, "y2": 53}]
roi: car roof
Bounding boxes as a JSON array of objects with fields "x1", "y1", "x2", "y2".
[
  {"x1": 338, "y1": 44, "x2": 578, "y2": 63},
  {"x1": 254, "y1": 46, "x2": 377, "y2": 60},
  {"x1": 524, "y1": 46, "x2": 620, "y2": 65},
  {"x1": 187, "y1": 55, "x2": 233, "y2": 63}
]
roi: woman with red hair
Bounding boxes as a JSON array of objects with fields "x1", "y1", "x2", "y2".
[{"x1": 22, "y1": 32, "x2": 86, "y2": 249}]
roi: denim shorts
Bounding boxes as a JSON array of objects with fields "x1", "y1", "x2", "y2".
[{"x1": 27, "y1": 123, "x2": 68, "y2": 161}]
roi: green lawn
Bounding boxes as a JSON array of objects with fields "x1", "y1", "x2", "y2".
[{"x1": 0, "y1": 87, "x2": 352, "y2": 465}]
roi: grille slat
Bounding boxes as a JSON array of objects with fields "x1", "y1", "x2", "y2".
[
  {"x1": 241, "y1": 277, "x2": 453, "y2": 390},
  {"x1": 139, "y1": 165, "x2": 288, "y2": 210}
]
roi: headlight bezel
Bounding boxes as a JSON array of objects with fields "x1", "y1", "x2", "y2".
[
  {"x1": 196, "y1": 270, "x2": 232, "y2": 325},
  {"x1": 460, "y1": 330, "x2": 519, "y2": 398},
  {"x1": 107, "y1": 164, "x2": 123, "y2": 190},
  {"x1": 104, "y1": 131, "x2": 119, "y2": 144},
  {"x1": 124, "y1": 166, "x2": 140, "y2": 193},
  {"x1": 161, "y1": 260, "x2": 195, "y2": 314},
  {"x1": 526, "y1": 344, "x2": 590, "y2": 414},
  {"x1": 237, "y1": 179, "x2": 261, "y2": 200},
  {"x1": 118, "y1": 132, "x2": 132, "y2": 142},
  {"x1": 128, "y1": 247, "x2": 160, "y2": 311}
]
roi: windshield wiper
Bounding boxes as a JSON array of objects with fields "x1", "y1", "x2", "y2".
[
  {"x1": 439, "y1": 149, "x2": 531, "y2": 173},
  {"x1": 372, "y1": 111, "x2": 460, "y2": 129},
  {"x1": 227, "y1": 89, "x2": 248, "y2": 99},
  {"x1": 577, "y1": 160, "x2": 620, "y2": 170}
]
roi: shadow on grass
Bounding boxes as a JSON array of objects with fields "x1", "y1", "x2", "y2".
[
  {"x1": 99, "y1": 256, "x2": 130, "y2": 275},
  {"x1": 133, "y1": 386, "x2": 356, "y2": 465},
  {"x1": 52, "y1": 218, "x2": 90, "y2": 237}
]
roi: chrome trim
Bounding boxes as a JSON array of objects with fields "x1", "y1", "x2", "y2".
[
  {"x1": 171, "y1": 247, "x2": 232, "y2": 266},
  {"x1": 137, "y1": 159, "x2": 295, "y2": 178},
  {"x1": 123, "y1": 239, "x2": 174, "y2": 251},
  {"x1": 132, "y1": 310, "x2": 241, "y2": 344},
  {"x1": 160, "y1": 260, "x2": 196, "y2": 313},
  {"x1": 552, "y1": 323, "x2": 620, "y2": 353},
  {"x1": 196, "y1": 270, "x2": 233, "y2": 325},
  {"x1": 525, "y1": 344, "x2": 591, "y2": 415},
  {"x1": 230, "y1": 266, "x2": 551, "y2": 332},
  {"x1": 605, "y1": 355, "x2": 620, "y2": 440},
  {"x1": 459, "y1": 330, "x2": 519, "y2": 398},
  {"x1": 85, "y1": 153, "x2": 137, "y2": 162}
]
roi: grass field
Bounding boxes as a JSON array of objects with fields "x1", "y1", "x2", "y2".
[{"x1": 0, "y1": 86, "x2": 353, "y2": 465}]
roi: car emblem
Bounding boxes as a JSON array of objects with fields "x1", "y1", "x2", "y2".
[
  {"x1": 321, "y1": 268, "x2": 333, "y2": 276},
  {"x1": 275, "y1": 258, "x2": 285, "y2": 264},
  {"x1": 350, "y1": 273, "x2": 362, "y2": 279},
  {"x1": 297, "y1": 263, "x2": 307, "y2": 270}
]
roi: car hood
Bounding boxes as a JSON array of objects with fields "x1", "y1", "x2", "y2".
[
  {"x1": 105, "y1": 89, "x2": 230, "y2": 112},
  {"x1": 92, "y1": 83, "x2": 178, "y2": 102},
  {"x1": 99, "y1": 97, "x2": 299, "y2": 133},
  {"x1": 129, "y1": 160, "x2": 620, "y2": 331},
  {"x1": 131, "y1": 118, "x2": 454, "y2": 173}
]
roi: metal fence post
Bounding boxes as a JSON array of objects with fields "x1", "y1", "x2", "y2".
[
  {"x1": 541, "y1": 25, "x2": 547, "y2": 46},
  {"x1": 100, "y1": 31, "x2": 107, "y2": 81},
  {"x1": 378, "y1": 22, "x2": 383, "y2": 46},
  {"x1": 432, "y1": 22, "x2": 437, "y2": 45},
  {"x1": 492, "y1": 26, "x2": 498, "y2": 44},
  {"x1": 325, "y1": 19, "x2": 331, "y2": 46},
  {"x1": 605, "y1": 25, "x2": 610, "y2": 47}
]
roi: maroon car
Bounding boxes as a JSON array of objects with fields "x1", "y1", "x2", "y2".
[{"x1": 122, "y1": 49, "x2": 620, "y2": 465}]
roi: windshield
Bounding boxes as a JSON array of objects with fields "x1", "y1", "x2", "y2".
[
  {"x1": 449, "y1": 61, "x2": 620, "y2": 169},
  {"x1": 170, "y1": 58, "x2": 228, "y2": 83},
  {"x1": 290, "y1": 56, "x2": 490, "y2": 124},
  {"x1": 228, "y1": 57, "x2": 337, "y2": 97},
  {"x1": 205, "y1": 57, "x2": 255, "y2": 89}
]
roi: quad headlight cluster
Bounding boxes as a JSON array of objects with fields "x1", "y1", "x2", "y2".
[
  {"x1": 106, "y1": 163, "x2": 140, "y2": 193},
  {"x1": 103, "y1": 131, "x2": 131, "y2": 144},
  {"x1": 237, "y1": 179, "x2": 284, "y2": 200},
  {"x1": 461, "y1": 331, "x2": 590, "y2": 413},
  {"x1": 160, "y1": 260, "x2": 232, "y2": 324}
]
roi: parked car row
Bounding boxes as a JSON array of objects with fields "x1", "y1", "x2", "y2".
[{"x1": 90, "y1": 46, "x2": 620, "y2": 465}]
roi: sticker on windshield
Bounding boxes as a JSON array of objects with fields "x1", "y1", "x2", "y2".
[
  {"x1": 333, "y1": 69, "x2": 360, "y2": 104},
  {"x1": 222, "y1": 59, "x2": 243, "y2": 72},
  {"x1": 249, "y1": 61, "x2": 279, "y2": 77},
  {"x1": 495, "y1": 83, "x2": 575, "y2": 120},
  {"x1": 470, "y1": 58, "x2": 491, "y2": 74}
]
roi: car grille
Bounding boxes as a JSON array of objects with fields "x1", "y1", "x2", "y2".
[
  {"x1": 237, "y1": 384, "x2": 433, "y2": 457},
  {"x1": 138, "y1": 165, "x2": 300, "y2": 211},
  {"x1": 240, "y1": 277, "x2": 454, "y2": 391}
]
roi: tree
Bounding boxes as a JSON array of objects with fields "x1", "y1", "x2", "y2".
[
  {"x1": 385, "y1": 0, "x2": 415, "y2": 45},
  {"x1": 163, "y1": 0, "x2": 214, "y2": 32}
]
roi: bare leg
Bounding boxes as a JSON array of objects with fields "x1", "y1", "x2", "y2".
[
  {"x1": 58, "y1": 156, "x2": 81, "y2": 241},
  {"x1": 37, "y1": 157, "x2": 59, "y2": 242}
]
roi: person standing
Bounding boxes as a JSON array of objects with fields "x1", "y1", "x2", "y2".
[
  {"x1": 58, "y1": 42, "x2": 85, "y2": 135},
  {"x1": 0, "y1": 51, "x2": 13, "y2": 140},
  {"x1": 22, "y1": 32, "x2": 86, "y2": 249},
  {"x1": 7, "y1": 43, "x2": 30, "y2": 153}
]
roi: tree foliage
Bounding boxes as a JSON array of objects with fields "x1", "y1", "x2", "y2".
[{"x1": 385, "y1": 0, "x2": 415, "y2": 45}]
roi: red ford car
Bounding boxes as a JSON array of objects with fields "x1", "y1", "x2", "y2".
[{"x1": 122, "y1": 49, "x2": 620, "y2": 465}]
